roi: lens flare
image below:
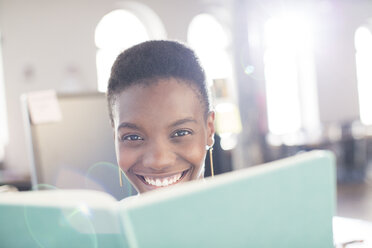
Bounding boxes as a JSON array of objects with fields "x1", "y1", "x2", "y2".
[
  {"x1": 85, "y1": 162, "x2": 135, "y2": 198},
  {"x1": 23, "y1": 202, "x2": 98, "y2": 247}
]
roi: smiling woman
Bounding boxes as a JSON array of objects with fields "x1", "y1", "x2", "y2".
[{"x1": 107, "y1": 40, "x2": 215, "y2": 194}]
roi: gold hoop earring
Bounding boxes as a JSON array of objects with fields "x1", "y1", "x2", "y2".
[
  {"x1": 209, "y1": 147, "x2": 214, "y2": 178},
  {"x1": 118, "y1": 166, "x2": 123, "y2": 187}
]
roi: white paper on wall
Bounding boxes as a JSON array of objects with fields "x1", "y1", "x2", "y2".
[{"x1": 27, "y1": 90, "x2": 62, "y2": 125}]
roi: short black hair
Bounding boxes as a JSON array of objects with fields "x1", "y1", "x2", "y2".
[{"x1": 107, "y1": 40, "x2": 210, "y2": 125}]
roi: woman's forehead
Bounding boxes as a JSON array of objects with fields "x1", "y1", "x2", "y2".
[{"x1": 113, "y1": 79, "x2": 205, "y2": 127}]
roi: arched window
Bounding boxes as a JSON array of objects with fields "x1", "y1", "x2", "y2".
[
  {"x1": 188, "y1": 14, "x2": 241, "y2": 150},
  {"x1": 0, "y1": 32, "x2": 8, "y2": 161},
  {"x1": 264, "y1": 14, "x2": 320, "y2": 144},
  {"x1": 188, "y1": 14, "x2": 232, "y2": 84},
  {"x1": 95, "y1": 5, "x2": 166, "y2": 92},
  {"x1": 355, "y1": 26, "x2": 372, "y2": 125},
  {"x1": 95, "y1": 10, "x2": 149, "y2": 92}
]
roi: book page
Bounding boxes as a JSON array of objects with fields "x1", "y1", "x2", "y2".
[
  {"x1": 0, "y1": 189, "x2": 117, "y2": 207},
  {"x1": 0, "y1": 189, "x2": 123, "y2": 235}
]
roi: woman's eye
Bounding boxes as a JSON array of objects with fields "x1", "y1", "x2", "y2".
[
  {"x1": 121, "y1": 134, "x2": 143, "y2": 141},
  {"x1": 172, "y1": 130, "x2": 192, "y2": 137}
]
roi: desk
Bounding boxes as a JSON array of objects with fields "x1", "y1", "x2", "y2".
[{"x1": 0, "y1": 170, "x2": 31, "y2": 191}]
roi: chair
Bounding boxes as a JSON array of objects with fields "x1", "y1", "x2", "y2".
[{"x1": 22, "y1": 91, "x2": 135, "y2": 200}]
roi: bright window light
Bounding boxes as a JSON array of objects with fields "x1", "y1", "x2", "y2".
[
  {"x1": 215, "y1": 103, "x2": 242, "y2": 134},
  {"x1": 187, "y1": 14, "x2": 231, "y2": 84},
  {"x1": 95, "y1": 10, "x2": 149, "y2": 92},
  {"x1": 355, "y1": 26, "x2": 372, "y2": 125},
  {"x1": 264, "y1": 15, "x2": 319, "y2": 137},
  {"x1": 95, "y1": 10, "x2": 149, "y2": 50},
  {"x1": 264, "y1": 48, "x2": 301, "y2": 135},
  {"x1": 0, "y1": 32, "x2": 8, "y2": 161},
  {"x1": 188, "y1": 14, "x2": 228, "y2": 50},
  {"x1": 188, "y1": 14, "x2": 241, "y2": 150}
]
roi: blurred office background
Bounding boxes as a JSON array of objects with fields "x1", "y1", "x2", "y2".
[{"x1": 0, "y1": 0, "x2": 372, "y2": 220}]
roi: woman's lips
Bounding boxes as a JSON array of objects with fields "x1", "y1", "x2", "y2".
[{"x1": 136, "y1": 169, "x2": 189, "y2": 187}]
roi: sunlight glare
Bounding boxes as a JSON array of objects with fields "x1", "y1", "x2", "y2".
[{"x1": 355, "y1": 27, "x2": 372, "y2": 125}]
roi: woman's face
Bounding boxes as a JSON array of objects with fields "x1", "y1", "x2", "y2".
[{"x1": 112, "y1": 78, "x2": 215, "y2": 193}]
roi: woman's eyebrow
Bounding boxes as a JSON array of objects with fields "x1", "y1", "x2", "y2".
[
  {"x1": 169, "y1": 117, "x2": 197, "y2": 127},
  {"x1": 117, "y1": 122, "x2": 141, "y2": 131}
]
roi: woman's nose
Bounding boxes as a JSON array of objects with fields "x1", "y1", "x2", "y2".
[{"x1": 142, "y1": 140, "x2": 176, "y2": 171}]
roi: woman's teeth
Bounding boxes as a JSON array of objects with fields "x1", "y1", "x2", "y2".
[{"x1": 144, "y1": 172, "x2": 183, "y2": 187}]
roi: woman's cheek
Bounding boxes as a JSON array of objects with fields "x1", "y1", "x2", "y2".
[
  {"x1": 118, "y1": 146, "x2": 138, "y2": 171},
  {"x1": 183, "y1": 142, "x2": 206, "y2": 164}
]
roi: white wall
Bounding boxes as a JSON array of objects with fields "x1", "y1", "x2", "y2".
[{"x1": 0, "y1": 0, "x2": 229, "y2": 174}]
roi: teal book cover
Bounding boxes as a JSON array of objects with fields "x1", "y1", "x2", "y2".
[{"x1": 0, "y1": 151, "x2": 335, "y2": 248}]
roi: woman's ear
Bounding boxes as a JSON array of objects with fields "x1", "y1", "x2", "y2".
[{"x1": 206, "y1": 111, "x2": 215, "y2": 147}]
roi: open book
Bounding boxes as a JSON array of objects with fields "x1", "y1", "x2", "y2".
[{"x1": 0, "y1": 151, "x2": 336, "y2": 248}]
